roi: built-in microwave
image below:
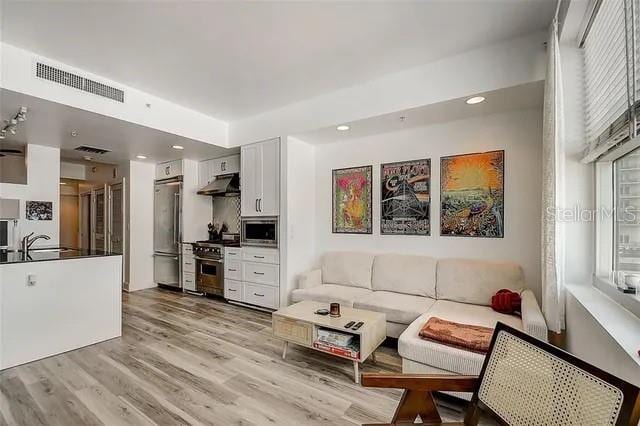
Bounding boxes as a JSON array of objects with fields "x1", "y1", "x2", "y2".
[{"x1": 241, "y1": 217, "x2": 278, "y2": 248}]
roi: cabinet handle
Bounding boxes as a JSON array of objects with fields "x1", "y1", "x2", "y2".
[
  {"x1": 258, "y1": 198, "x2": 262, "y2": 212},
  {"x1": 254, "y1": 255, "x2": 265, "y2": 259},
  {"x1": 253, "y1": 271, "x2": 265, "y2": 275},
  {"x1": 255, "y1": 199, "x2": 259, "y2": 212},
  {"x1": 228, "y1": 268, "x2": 237, "y2": 272},
  {"x1": 253, "y1": 293, "x2": 264, "y2": 297},
  {"x1": 228, "y1": 288, "x2": 237, "y2": 292}
]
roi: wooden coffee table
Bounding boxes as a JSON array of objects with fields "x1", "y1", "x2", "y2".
[{"x1": 272, "y1": 300, "x2": 386, "y2": 383}]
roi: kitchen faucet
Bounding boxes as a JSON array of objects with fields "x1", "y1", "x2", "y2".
[{"x1": 21, "y1": 232, "x2": 51, "y2": 254}]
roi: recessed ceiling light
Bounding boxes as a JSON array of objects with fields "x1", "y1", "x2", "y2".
[
  {"x1": 172, "y1": 145, "x2": 184, "y2": 150},
  {"x1": 71, "y1": 131, "x2": 79, "y2": 137},
  {"x1": 136, "y1": 155, "x2": 147, "y2": 159},
  {"x1": 83, "y1": 155, "x2": 93, "y2": 161},
  {"x1": 465, "y1": 96, "x2": 486, "y2": 105},
  {"x1": 59, "y1": 182, "x2": 67, "y2": 185},
  {"x1": 336, "y1": 125, "x2": 350, "y2": 131}
]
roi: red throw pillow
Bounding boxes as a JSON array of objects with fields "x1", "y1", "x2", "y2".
[{"x1": 491, "y1": 289, "x2": 521, "y2": 316}]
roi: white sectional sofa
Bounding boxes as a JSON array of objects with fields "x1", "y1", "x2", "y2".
[{"x1": 292, "y1": 251, "x2": 548, "y2": 395}]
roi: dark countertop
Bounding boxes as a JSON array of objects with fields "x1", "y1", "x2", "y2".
[{"x1": 0, "y1": 247, "x2": 121, "y2": 265}]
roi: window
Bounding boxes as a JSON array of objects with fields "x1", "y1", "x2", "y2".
[
  {"x1": 587, "y1": 0, "x2": 640, "y2": 314},
  {"x1": 613, "y1": 147, "x2": 640, "y2": 297}
]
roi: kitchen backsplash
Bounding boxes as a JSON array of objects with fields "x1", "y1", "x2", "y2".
[{"x1": 212, "y1": 197, "x2": 241, "y2": 234}]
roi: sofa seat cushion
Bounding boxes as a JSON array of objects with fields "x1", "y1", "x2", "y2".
[
  {"x1": 372, "y1": 254, "x2": 437, "y2": 298},
  {"x1": 398, "y1": 300, "x2": 523, "y2": 375},
  {"x1": 354, "y1": 291, "x2": 435, "y2": 325},
  {"x1": 290, "y1": 284, "x2": 372, "y2": 307}
]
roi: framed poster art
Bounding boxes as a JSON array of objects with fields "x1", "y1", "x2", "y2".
[
  {"x1": 25, "y1": 201, "x2": 53, "y2": 221},
  {"x1": 440, "y1": 150, "x2": 504, "y2": 238},
  {"x1": 380, "y1": 159, "x2": 431, "y2": 235},
  {"x1": 332, "y1": 165, "x2": 372, "y2": 234}
]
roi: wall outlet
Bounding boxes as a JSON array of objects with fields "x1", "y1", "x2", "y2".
[{"x1": 27, "y1": 274, "x2": 36, "y2": 286}]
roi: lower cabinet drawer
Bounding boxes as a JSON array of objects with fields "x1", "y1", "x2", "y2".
[
  {"x1": 182, "y1": 257, "x2": 196, "y2": 274},
  {"x1": 225, "y1": 260, "x2": 242, "y2": 281},
  {"x1": 182, "y1": 271, "x2": 196, "y2": 291},
  {"x1": 243, "y1": 262, "x2": 278, "y2": 286},
  {"x1": 273, "y1": 316, "x2": 312, "y2": 346},
  {"x1": 244, "y1": 283, "x2": 278, "y2": 309},
  {"x1": 224, "y1": 279, "x2": 243, "y2": 302}
]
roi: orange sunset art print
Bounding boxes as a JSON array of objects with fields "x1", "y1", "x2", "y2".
[{"x1": 440, "y1": 150, "x2": 504, "y2": 237}]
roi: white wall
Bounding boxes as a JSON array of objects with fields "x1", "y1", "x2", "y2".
[
  {"x1": 1, "y1": 43, "x2": 228, "y2": 147},
  {"x1": 307, "y1": 108, "x2": 544, "y2": 300},
  {"x1": 229, "y1": 31, "x2": 546, "y2": 146},
  {"x1": 284, "y1": 137, "x2": 317, "y2": 303},
  {"x1": 0, "y1": 144, "x2": 60, "y2": 247},
  {"x1": 565, "y1": 292, "x2": 640, "y2": 386},
  {"x1": 126, "y1": 160, "x2": 155, "y2": 291}
]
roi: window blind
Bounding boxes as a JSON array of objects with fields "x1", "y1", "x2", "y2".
[{"x1": 582, "y1": 0, "x2": 629, "y2": 162}]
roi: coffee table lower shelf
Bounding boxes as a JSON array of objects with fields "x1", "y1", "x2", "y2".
[
  {"x1": 281, "y1": 340, "x2": 377, "y2": 383},
  {"x1": 272, "y1": 301, "x2": 387, "y2": 384}
]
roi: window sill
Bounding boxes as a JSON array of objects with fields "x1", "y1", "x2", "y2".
[{"x1": 565, "y1": 283, "x2": 640, "y2": 368}]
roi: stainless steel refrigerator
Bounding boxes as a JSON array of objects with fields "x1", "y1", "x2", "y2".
[{"x1": 153, "y1": 176, "x2": 182, "y2": 288}]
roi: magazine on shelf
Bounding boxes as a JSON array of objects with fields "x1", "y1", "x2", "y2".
[
  {"x1": 313, "y1": 340, "x2": 360, "y2": 360},
  {"x1": 317, "y1": 328, "x2": 355, "y2": 347}
]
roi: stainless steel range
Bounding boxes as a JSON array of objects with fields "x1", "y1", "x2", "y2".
[{"x1": 194, "y1": 241, "x2": 225, "y2": 297}]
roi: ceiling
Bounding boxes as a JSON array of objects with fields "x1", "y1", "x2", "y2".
[
  {"x1": 0, "y1": 89, "x2": 238, "y2": 165},
  {"x1": 293, "y1": 81, "x2": 544, "y2": 145},
  {"x1": 2, "y1": 1, "x2": 556, "y2": 121}
]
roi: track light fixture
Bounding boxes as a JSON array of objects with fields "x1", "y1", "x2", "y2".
[{"x1": 1, "y1": 107, "x2": 28, "y2": 137}]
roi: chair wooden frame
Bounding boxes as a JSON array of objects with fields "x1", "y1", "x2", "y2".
[{"x1": 362, "y1": 322, "x2": 640, "y2": 425}]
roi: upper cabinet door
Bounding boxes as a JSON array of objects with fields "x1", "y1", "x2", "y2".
[
  {"x1": 258, "y1": 139, "x2": 279, "y2": 216},
  {"x1": 241, "y1": 144, "x2": 260, "y2": 216},
  {"x1": 213, "y1": 155, "x2": 240, "y2": 175},
  {"x1": 198, "y1": 160, "x2": 212, "y2": 187}
]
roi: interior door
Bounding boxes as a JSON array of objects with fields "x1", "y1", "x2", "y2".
[
  {"x1": 92, "y1": 186, "x2": 107, "y2": 251},
  {"x1": 259, "y1": 139, "x2": 279, "y2": 215},
  {"x1": 240, "y1": 143, "x2": 260, "y2": 216},
  {"x1": 108, "y1": 180, "x2": 125, "y2": 254},
  {"x1": 79, "y1": 193, "x2": 92, "y2": 250}
]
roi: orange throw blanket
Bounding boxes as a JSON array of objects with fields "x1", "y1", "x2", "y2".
[{"x1": 418, "y1": 317, "x2": 494, "y2": 354}]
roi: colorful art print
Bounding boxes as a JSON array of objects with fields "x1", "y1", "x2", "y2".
[
  {"x1": 332, "y1": 165, "x2": 372, "y2": 234},
  {"x1": 440, "y1": 150, "x2": 504, "y2": 238},
  {"x1": 380, "y1": 159, "x2": 431, "y2": 235},
  {"x1": 26, "y1": 201, "x2": 53, "y2": 221}
]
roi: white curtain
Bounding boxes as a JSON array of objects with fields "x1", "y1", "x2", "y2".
[{"x1": 541, "y1": 14, "x2": 565, "y2": 334}]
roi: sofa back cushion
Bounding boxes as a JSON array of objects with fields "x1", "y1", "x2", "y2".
[
  {"x1": 436, "y1": 258, "x2": 524, "y2": 305},
  {"x1": 321, "y1": 251, "x2": 374, "y2": 289},
  {"x1": 372, "y1": 254, "x2": 437, "y2": 298}
]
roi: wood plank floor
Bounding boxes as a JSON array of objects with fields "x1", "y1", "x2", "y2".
[{"x1": 0, "y1": 288, "x2": 496, "y2": 425}]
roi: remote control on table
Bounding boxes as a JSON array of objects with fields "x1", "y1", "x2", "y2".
[
  {"x1": 344, "y1": 321, "x2": 355, "y2": 328},
  {"x1": 352, "y1": 321, "x2": 364, "y2": 330}
]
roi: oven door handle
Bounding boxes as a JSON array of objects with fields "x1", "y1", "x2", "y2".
[{"x1": 194, "y1": 256, "x2": 223, "y2": 263}]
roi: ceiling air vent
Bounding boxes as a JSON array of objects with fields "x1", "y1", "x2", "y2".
[
  {"x1": 74, "y1": 145, "x2": 111, "y2": 155},
  {"x1": 36, "y1": 62, "x2": 125, "y2": 103}
]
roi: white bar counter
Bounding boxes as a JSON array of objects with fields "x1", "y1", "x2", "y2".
[{"x1": 0, "y1": 250, "x2": 122, "y2": 370}]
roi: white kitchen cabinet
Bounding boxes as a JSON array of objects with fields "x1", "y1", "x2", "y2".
[
  {"x1": 156, "y1": 160, "x2": 183, "y2": 180},
  {"x1": 198, "y1": 154, "x2": 240, "y2": 188},
  {"x1": 241, "y1": 138, "x2": 279, "y2": 216},
  {"x1": 198, "y1": 160, "x2": 212, "y2": 187},
  {"x1": 223, "y1": 247, "x2": 279, "y2": 310}
]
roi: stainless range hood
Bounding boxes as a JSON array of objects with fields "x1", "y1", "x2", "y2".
[{"x1": 197, "y1": 173, "x2": 240, "y2": 197}]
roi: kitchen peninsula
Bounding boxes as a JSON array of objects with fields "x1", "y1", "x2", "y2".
[{"x1": 0, "y1": 248, "x2": 122, "y2": 370}]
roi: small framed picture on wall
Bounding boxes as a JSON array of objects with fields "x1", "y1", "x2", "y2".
[{"x1": 332, "y1": 165, "x2": 372, "y2": 234}]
